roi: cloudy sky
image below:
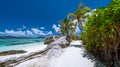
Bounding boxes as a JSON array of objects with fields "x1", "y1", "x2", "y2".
[{"x1": 0, "y1": 0, "x2": 111, "y2": 37}]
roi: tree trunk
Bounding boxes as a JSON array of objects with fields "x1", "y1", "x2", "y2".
[{"x1": 78, "y1": 20, "x2": 83, "y2": 33}]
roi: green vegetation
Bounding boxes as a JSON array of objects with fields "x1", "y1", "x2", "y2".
[
  {"x1": 59, "y1": 4, "x2": 90, "y2": 40},
  {"x1": 81, "y1": 0, "x2": 120, "y2": 67},
  {"x1": 59, "y1": 0, "x2": 120, "y2": 67},
  {"x1": 59, "y1": 18, "x2": 74, "y2": 36},
  {"x1": 68, "y1": 3, "x2": 90, "y2": 33}
]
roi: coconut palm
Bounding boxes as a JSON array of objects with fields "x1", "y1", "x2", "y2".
[
  {"x1": 66, "y1": 15, "x2": 77, "y2": 39},
  {"x1": 59, "y1": 18, "x2": 74, "y2": 37},
  {"x1": 68, "y1": 3, "x2": 90, "y2": 33}
]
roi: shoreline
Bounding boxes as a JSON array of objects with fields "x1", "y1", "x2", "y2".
[
  {"x1": 0, "y1": 42, "x2": 44, "y2": 52},
  {"x1": 0, "y1": 40, "x2": 104, "y2": 67},
  {"x1": 15, "y1": 40, "x2": 97, "y2": 67},
  {"x1": 0, "y1": 44, "x2": 47, "y2": 62}
]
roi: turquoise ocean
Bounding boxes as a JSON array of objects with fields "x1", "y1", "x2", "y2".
[{"x1": 0, "y1": 38, "x2": 45, "y2": 52}]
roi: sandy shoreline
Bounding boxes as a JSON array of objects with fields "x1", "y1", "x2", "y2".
[
  {"x1": 0, "y1": 40, "x2": 102, "y2": 67},
  {"x1": 0, "y1": 44, "x2": 47, "y2": 62},
  {"x1": 22, "y1": 44, "x2": 47, "y2": 53}
]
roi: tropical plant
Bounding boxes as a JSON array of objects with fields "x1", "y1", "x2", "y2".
[
  {"x1": 59, "y1": 18, "x2": 74, "y2": 37},
  {"x1": 68, "y1": 3, "x2": 90, "y2": 33},
  {"x1": 80, "y1": 0, "x2": 120, "y2": 67}
]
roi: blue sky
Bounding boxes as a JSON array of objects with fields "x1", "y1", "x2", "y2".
[{"x1": 0, "y1": 0, "x2": 111, "y2": 37}]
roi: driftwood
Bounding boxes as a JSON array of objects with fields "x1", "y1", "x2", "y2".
[{"x1": 0, "y1": 36, "x2": 69, "y2": 67}]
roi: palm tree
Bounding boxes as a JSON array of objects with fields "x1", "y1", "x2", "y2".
[
  {"x1": 67, "y1": 14, "x2": 78, "y2": 39},
  {"x1": 59, "y1": 18, "x2": 74, "y2": 37},
  {"x1": 68, "y1": 3, "x2": 90, "y2": 33},
  {"x1": 59, "y1": 20, "x2": 66, "y2": 35}
]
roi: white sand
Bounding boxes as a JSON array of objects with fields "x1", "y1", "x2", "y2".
[
  {"x1": 49, "y1": 40, "x2": 94, "y2": 67},
  {"x1": 0, "y1": 44, "x2": 47, "y2": 62},
  {"x1": 22, "y1": 45, "x2": 47, "y2": 53},
  {"x1": 16, "y1": 40, "x2": 95, "y2": 67},
  {"x1": 16, "y1": 56, "x2": 51, "y2": 67},
  {"x1": 49, "y1": 47, "x2": 94, "y2": 67},
  {"x1": 1, "y1": 40, "x2": 96, "y2": 67},
  {"x1": 70, "y1": 40, "x2": 83, "y2": 46}
]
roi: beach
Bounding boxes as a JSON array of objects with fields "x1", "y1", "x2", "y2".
[{"x1": 0, "y1": 40, "x2": 103, "y2": 67}]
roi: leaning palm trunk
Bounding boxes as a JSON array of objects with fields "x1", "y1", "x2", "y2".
[
  {"x1": 78, "y1": 20, "x2": 83, "y2": 33},
  {"x1": 70, "y1": 22, "x2": 77, "y2": 40}
]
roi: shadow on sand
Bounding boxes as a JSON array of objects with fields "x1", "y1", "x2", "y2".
[
  {"x1": 82, "y1": 47, "x2": 106, "y2": 67},
  {"x1": 72, "y1": 45, "x2": 106, "y2": 67}
]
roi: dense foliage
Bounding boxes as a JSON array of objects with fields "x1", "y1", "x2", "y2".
[
  {"x1": 59, "y1": 0, "x2": 120, "y2": 66},
  {"x1": 81, "y1": 0, "x2": 120, "y2": 67}
]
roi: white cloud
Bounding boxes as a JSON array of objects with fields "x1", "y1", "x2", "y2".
[
  {"x1": 58, "y1": 24, "x2": 61, "y2": 27},
  {"x1": 0, "y1": 28, "x2": 53, "y2": 37},
  {"x1": 47, "y1": 31, "x2": 53, "y2": 35},
  {"x1": 31, "y1": 28, "x2": 41, "y2": 35},
  {"x1": 52, "y1": 24, "x2": 60, "y2": 32},
  {"x1": 0, "y1": 32, "x2": 4, "y2": 34},
  {"x1": 31, "y1": 28, "x2": 45, "y2": 36},
  {"x1": 40, "y1": 27, "x2": 45, "y2": 30},
  {"x1": 26, "y1": 30, "x2": 34, "y2": 37},
  {"x1": 5, "y1": 29, "x2": 26, "y2": 37},
  {"x1": 31, "y1": 28, "x2": 53, "y2": 36}
]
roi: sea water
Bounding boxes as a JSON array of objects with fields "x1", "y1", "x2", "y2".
[{"x1": 0, "y1": 38, "x2": 45, "y2": 52}]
